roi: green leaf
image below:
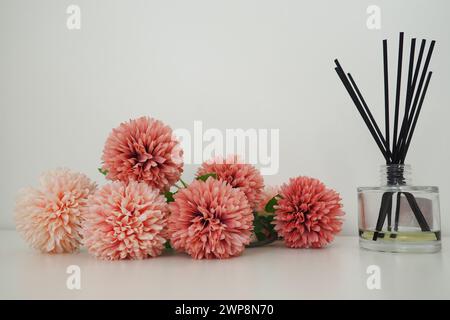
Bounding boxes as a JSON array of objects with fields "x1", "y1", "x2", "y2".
[
  {"x1": 264, "y1": 195, "x2": 279, "y2": 213},
  {"x1": 249, "y1": 212, "x2": 278, "y2": 247},
  {"x1": 255, "y1": 231, "x2": 267, "y2": 242},
  {"x1": 253, "y1": 215, "x2": 263, "y2": 233},
  {"x1": 164, "y1": 241, "x2": 172, "y2": 250},
  {"x1": 164, "y1": 191, "x2": 175, "y2": 203},
  {"x1": 98, "y1": 168, "x2": 108, "y2": 176},
  {"x1": 196, "y1": 173, "x2": 217, "y2": 182},
  {"x1": 263, "y1": 216, "x2": 277, "y2": 237}
]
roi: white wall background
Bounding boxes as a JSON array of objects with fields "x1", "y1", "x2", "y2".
[{"x1": 1, "y1": 0, "x2": 449, "y2": 235}]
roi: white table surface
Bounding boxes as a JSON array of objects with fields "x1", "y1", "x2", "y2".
[{"x1": 0, "y1": 230, "x2": 449, "y2": 300}]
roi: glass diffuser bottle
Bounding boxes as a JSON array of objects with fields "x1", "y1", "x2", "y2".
[
  {"x1": 358, "y1": 164, "x2": 441, "y2": 253},
  {"x1": 334, "y1": 32, "x2": 442, "y2": 253}
]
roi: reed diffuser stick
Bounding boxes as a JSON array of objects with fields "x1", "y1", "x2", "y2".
[
  {"x1": 395, "y1": 38, "x2": 416, "y2": 163},
  {"x1": 383, "y1": 40, "x2": 391, "y2": 161},
  {"x1": 393, "y1": 32, "x2": 404, "y2": 156},
  {"x1": 347, "y1": 73, "x2": 391, "y2": 156},
  {"x1": 400, "y1": 41, "x2": 435, "y2": 163},
  {"x1": 402, "y1": 71, "x2": 433, "y2": 161},
  {"x1": 396, "y1": 40, "x2": 426, "y2": 162},
  {"x1": 334, "y1": 61, "x2": 391, "y2": 161}
]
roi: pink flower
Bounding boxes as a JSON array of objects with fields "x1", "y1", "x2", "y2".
[
  {"x1": 196, "y1": 155, "x2": 264, "y2": 209},
  {"x1": 274, "y1": 177, "x2": 344, "y2": 248},
  {"x1": 256, "y1": 186, "x2": 280, "y2": 215},
  {"x1": 101, "y1": 116, "x2": 183, "y2": 192},
  {"x1": 83, "y1": 181, "x2": 168, "y2": 260},
  {"x1": 15, "y1": 168, "x2": 96, "y2": 253},
  {"x1": 168, "y1": 178, "x2": 253, "y2": 259}
]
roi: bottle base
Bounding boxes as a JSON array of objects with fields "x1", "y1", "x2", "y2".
[
  {"x1": 359, "y1": 239, "x2": 441, "y2": 253},
  {"x1": 359, "y1": 229, "x2": 441, "y2": 253}
]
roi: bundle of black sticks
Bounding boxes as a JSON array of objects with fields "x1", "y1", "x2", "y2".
[{"x1": 334, "y1": 32, "x2": 439, "y2": 241}]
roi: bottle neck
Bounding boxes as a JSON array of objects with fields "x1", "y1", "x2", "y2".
[{"x1": 380, "y1": 164, "x2": 412, "y2": 186}]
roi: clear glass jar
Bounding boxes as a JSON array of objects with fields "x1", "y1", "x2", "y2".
[{"x1": 358, "y1": 164, "x2": 441, "y2": 253}]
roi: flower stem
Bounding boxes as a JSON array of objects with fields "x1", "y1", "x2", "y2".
[
  {"x1": 246, "y1": 234, "x2": 278, "y2": 248},
  {"x1": 179, "y1": 179, "x2": 188, "y2": 188}
]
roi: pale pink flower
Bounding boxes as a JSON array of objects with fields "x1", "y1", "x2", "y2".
[
  {"x1": 196, "y1": 155, "x2": 264, "y2": 209},
  {"x1": 168, "y1": 178, "x2": 253, "y2": 259},
  {"x1": 101, "y1": 116, "x2": 183, "y2": 192},
  {"x1": 83, "y1": 181, "x2": 168, "y2": 260},
  {"x1": 256, "y1": 186, "x2": 280, "y2": 215},
  {"x1": 15, "y1": 168, "x2": 96, "y2": 253},
  {"x1": 274, "y1": 177, "x2": 344, "y2": 248}
]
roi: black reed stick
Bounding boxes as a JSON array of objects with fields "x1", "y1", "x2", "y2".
[
  {"x1": 334, "y1": 60, "x2": 391, "y2": 161},
  {"x1": 373, "y1": 192, "x2": 393, "y2": 240},
  {"x1": 395, "y1": 38, "x2": 416, "y2": 162},
  {"x1": 403, "y1": 192, "x2": 431, "y2": 231},
  {"x1": 383, "y1": 40, "x2": 390, "y2": 163},
  {"x1": 394, "y1": 192, "x2": 402, "y2": 232},
  {"x1": 396, "y1": 40, "x2": 426, "y2": 162},
  {"x1": 400, "y1": 41, "x2": 435, "y2": 162},
  {"x1": 393, "y1": 32, "x2": 404, "y2": 157},
  {"x1": 347, "y1": 73, "x2": 391, "y2": 158},
  {"x1": 402, "y1": 71, "x2": 433, "y2": 161}
]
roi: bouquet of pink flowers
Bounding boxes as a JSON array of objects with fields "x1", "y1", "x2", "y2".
[{"x1": 15, "y1": 116, "x2": 344, "y2": 260}]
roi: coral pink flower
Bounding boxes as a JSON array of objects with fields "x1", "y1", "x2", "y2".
[
  {"x1": 196, "y1": 155, "x2": 264, "y2": 209},
  {"x1": 15, "y1": 168, "x2": 96, "y2": 253},
  {"x1": 274, "y1": 177, "x2": 344, "y2": 248},
  {"x1": 256, "y1": 186, "x2": 280, "y2": 215},
  {"x1": 83, "y1": 181, "x2": 168, "y2": 260},
  {"x1": 168, "y1": 178, "x2": 253, "y2": 259},
  {"x1": 101, "y1": 116, "x2": 183, "y2": 192}
]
